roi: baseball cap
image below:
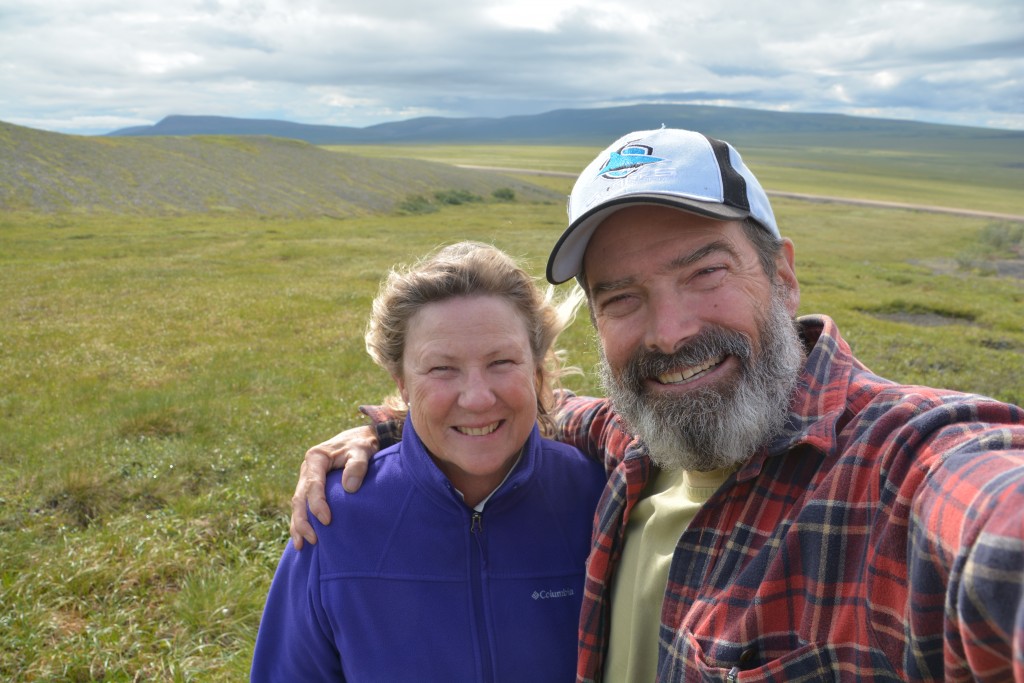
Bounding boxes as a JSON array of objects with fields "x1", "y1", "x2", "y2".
[{"x1": 546, "y1": 128, "x2": 779, "y2": 284}]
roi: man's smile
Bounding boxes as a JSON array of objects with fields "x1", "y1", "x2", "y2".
[{"x1": 655, "y1": 355, "x2": 726, "y2": 385}]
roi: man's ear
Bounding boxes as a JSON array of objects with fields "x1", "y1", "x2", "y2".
[{"x1": 776, "y1": 239, "x2": 800, "y2": 316}]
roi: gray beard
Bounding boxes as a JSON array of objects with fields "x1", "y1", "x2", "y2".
[{"x1": 598, "y1": 288, "x2": 805, "y2": 471}]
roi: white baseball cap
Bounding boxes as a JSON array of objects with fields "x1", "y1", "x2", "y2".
[{"x1": 546, "y1": 128, "x2": 779, "y2": 284}]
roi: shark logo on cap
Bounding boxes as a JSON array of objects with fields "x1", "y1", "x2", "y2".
[{"x1": 597, "y1": 143, "x2": 665, "y2": 179}]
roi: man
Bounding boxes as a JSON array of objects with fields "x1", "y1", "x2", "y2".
[{"x1": 289, "y1": 128, "x2": 1024, "y2": 681}]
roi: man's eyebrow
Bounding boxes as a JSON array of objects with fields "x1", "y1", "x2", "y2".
[
  {"x1": 668, "y1": 240, "x2": 740, "y2": 270},
  {"x1": 590, "y1": 275, "x2": 635, "y2": 296},
  {"x1": 590, "y1": 239, "x2": 741, "y2": 296}
]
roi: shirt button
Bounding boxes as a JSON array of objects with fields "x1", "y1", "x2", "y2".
[{"x1": 739, "y1": 647, "x2": 757, "y2": 666}]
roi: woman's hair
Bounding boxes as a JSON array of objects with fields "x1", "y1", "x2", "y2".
[{"x1": 365, "y1": 241, "x2": 583, "y2": 437}]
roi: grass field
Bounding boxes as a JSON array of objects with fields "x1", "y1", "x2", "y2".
[{"x1": 1, "y1": 146, "x2": 1023, "y2": 680}]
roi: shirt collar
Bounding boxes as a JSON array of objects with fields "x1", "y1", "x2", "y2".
[{"x1": 736, "y1": 314, "x2": 858, "y2": 482}]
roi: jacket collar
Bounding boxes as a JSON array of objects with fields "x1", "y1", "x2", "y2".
[{"x1": 398, "y1": 415, "x2": 541, "y2": 509}]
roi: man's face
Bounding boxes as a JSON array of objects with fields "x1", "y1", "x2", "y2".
[{"x1": 582, "y1": 205, "x2": 803, "y2": 470}]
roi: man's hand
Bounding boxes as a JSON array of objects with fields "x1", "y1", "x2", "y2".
[{"x1": 289, "y1": 425, "x2": 379, "y2": 550}]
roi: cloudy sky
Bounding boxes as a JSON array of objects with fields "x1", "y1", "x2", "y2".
[{"x1": 2, "y1": 0, "x2": 1022, "y2": 136}]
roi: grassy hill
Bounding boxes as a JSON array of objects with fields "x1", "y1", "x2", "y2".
[
  {"x1": 96, "y1": 105, "x2": 1024, "y2": 217},
  {"x1": 0, "y1": 121, "x2": 560, "y2": 215}
]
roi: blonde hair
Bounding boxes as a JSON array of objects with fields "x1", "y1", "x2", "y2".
[{"x1": 365, "y1": 241, "x2": 583, "y2": 437}]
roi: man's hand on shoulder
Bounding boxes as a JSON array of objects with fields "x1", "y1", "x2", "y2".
[{"x1": 289, "y1": 425, "x2": 379, "y2": 550}]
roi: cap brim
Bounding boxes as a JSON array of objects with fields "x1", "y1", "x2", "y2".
[{"x1": 545, "y1": 194, "x2": 750, "y2": 284}]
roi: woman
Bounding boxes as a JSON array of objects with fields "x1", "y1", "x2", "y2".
[{"x1": 251, "y1": 242, "x2": 606, "y2": 682}]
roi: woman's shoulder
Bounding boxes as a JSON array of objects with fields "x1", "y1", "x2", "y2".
[
  {"x1": 321, "y1": 444, "x2": 407, "y2": 508},
  {"x1": 537, "y1": 436, "x2": 605, "y2": 475},
  {"x1": 310, "y1": 446, "x2": 418, "y2": 552}
]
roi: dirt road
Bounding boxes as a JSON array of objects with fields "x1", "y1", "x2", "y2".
[{"x1": 457, "y1": 165, "x2": 1024, "y2": 223}]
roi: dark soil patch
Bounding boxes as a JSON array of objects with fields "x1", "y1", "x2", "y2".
[{"x1": 872, "y1": 312, "x2": 975, "y2": 327}]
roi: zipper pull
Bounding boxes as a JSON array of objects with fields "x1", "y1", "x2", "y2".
[{"x1": 471, "y1": 511, "x2": 483, "y2": 534}]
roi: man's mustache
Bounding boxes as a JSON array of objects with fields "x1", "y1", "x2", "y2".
[{"x1": 617, "y1": 325, "x2": 754, "y2": 390}]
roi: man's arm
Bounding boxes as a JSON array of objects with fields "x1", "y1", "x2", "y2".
[
  {"x1": 553, "y1": 390, "x2": 635, "y2": 474},
  {"x1": 910, "y1": 415, "x2": 1024, "y2": 679},
  {"x1": 289, "y1": 393, "x2": 632, "y2": 548}
]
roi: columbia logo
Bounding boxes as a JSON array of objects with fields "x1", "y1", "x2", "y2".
[{"x1": 531, "y1": 588, "x2": 575, "y2": 600}]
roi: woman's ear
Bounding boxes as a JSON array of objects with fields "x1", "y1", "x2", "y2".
[{"x1": 392, "y1": 373, "x2": 409, "y2": 405}]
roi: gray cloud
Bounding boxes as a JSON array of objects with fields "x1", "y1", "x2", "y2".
[{"x1": 1, "y1": 0, "x2": 1021, "y2": 134}]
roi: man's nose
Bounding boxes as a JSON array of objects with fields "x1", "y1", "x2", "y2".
[{"x1": 643, "y1": 295, "x2": 699, "y2": 355}]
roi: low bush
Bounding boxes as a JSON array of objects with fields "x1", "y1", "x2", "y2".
[{"x1": 433, "y1": 189, "x2": 482, "y2": 205}]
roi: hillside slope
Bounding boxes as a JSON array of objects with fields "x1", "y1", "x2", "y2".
[{"x1": 0, "y1": 122, "x2": 559, "y2": 215}]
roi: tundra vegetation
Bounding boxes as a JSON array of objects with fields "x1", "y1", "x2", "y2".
[{"x1": 1, "y1": 130, "x2": 1022, "y2": 680}]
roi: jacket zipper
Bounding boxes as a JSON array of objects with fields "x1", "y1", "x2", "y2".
[{"x1": 469, "y1": 510, "x2": 494, "y2": 682}]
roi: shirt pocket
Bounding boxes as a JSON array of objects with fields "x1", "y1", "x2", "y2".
[{"x1": 662, "y1": 628, "x2": 841, "y2": 682}]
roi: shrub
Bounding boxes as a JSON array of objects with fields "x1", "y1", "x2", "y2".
[
  {"x1": 396, "y1": 195, "x2": 437, "y2": 215},
  {"x1": 978, "y1": 222, "x2": 1024, "y2": 256},
  {"x1": 433, "y1": 189, "x2": 482, "y2": 205}
]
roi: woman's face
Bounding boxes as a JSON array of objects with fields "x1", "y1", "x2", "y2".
[{"x1": 395, "y1": 295, "x2": 539, "y2": 505}]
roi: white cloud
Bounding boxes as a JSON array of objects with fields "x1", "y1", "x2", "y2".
[
  {"x1": 0, "y1": 0, "x2": 1020, "y2": 134},
  {"x1": 483, "y1": 0, "x2": 589, "y2": 31},
  {"x1": 136, "y1": 51, "x2": 204, "y2": 76}
]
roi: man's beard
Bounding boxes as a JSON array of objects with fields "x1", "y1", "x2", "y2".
[{"x1": 598, "y1": 287, "x2": 805, "y2": 472}]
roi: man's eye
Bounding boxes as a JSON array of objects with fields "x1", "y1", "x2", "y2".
[
  {"x1": 694, "y1": 265, "x2": 729, "y2": 278},
  {"x1": 599, "y1": 294, "x2": 639, "y2": 315},
  {"x1": 690, "y1": 266, "x2": 728, "y2": 287}
]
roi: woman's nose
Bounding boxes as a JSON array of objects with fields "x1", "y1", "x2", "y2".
[{"x1": 458, "y1": 371, "x2": 497, "y2": 410}]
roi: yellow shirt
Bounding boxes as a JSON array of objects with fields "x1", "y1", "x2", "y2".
[{"x1": 604, "y1": 465, "x2": 732, "y2": 681}]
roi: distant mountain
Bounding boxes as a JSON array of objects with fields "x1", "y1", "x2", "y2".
[
  {"x1": 0, "y1": 121, "x2": 560, "y2": 215},
  {"x1": 110, "y1": 115, "x2": 366, "y2": 145},
  {"x1": 107, "y1": 104, "x2": 1024, "y2": 150}
]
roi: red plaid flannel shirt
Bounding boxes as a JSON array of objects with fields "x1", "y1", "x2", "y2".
[{"x1": 557, "y1": 315, "x2": 1024, "y2": 682}]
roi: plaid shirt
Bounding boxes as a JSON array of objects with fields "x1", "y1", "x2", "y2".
[{"x1": 557, "y1": 315, "x2": 1024, "y2": 682}]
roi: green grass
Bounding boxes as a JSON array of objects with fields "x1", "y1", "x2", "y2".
[{"x1": 2, "y1": 149, "x2": 1023, "y2": 680}]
